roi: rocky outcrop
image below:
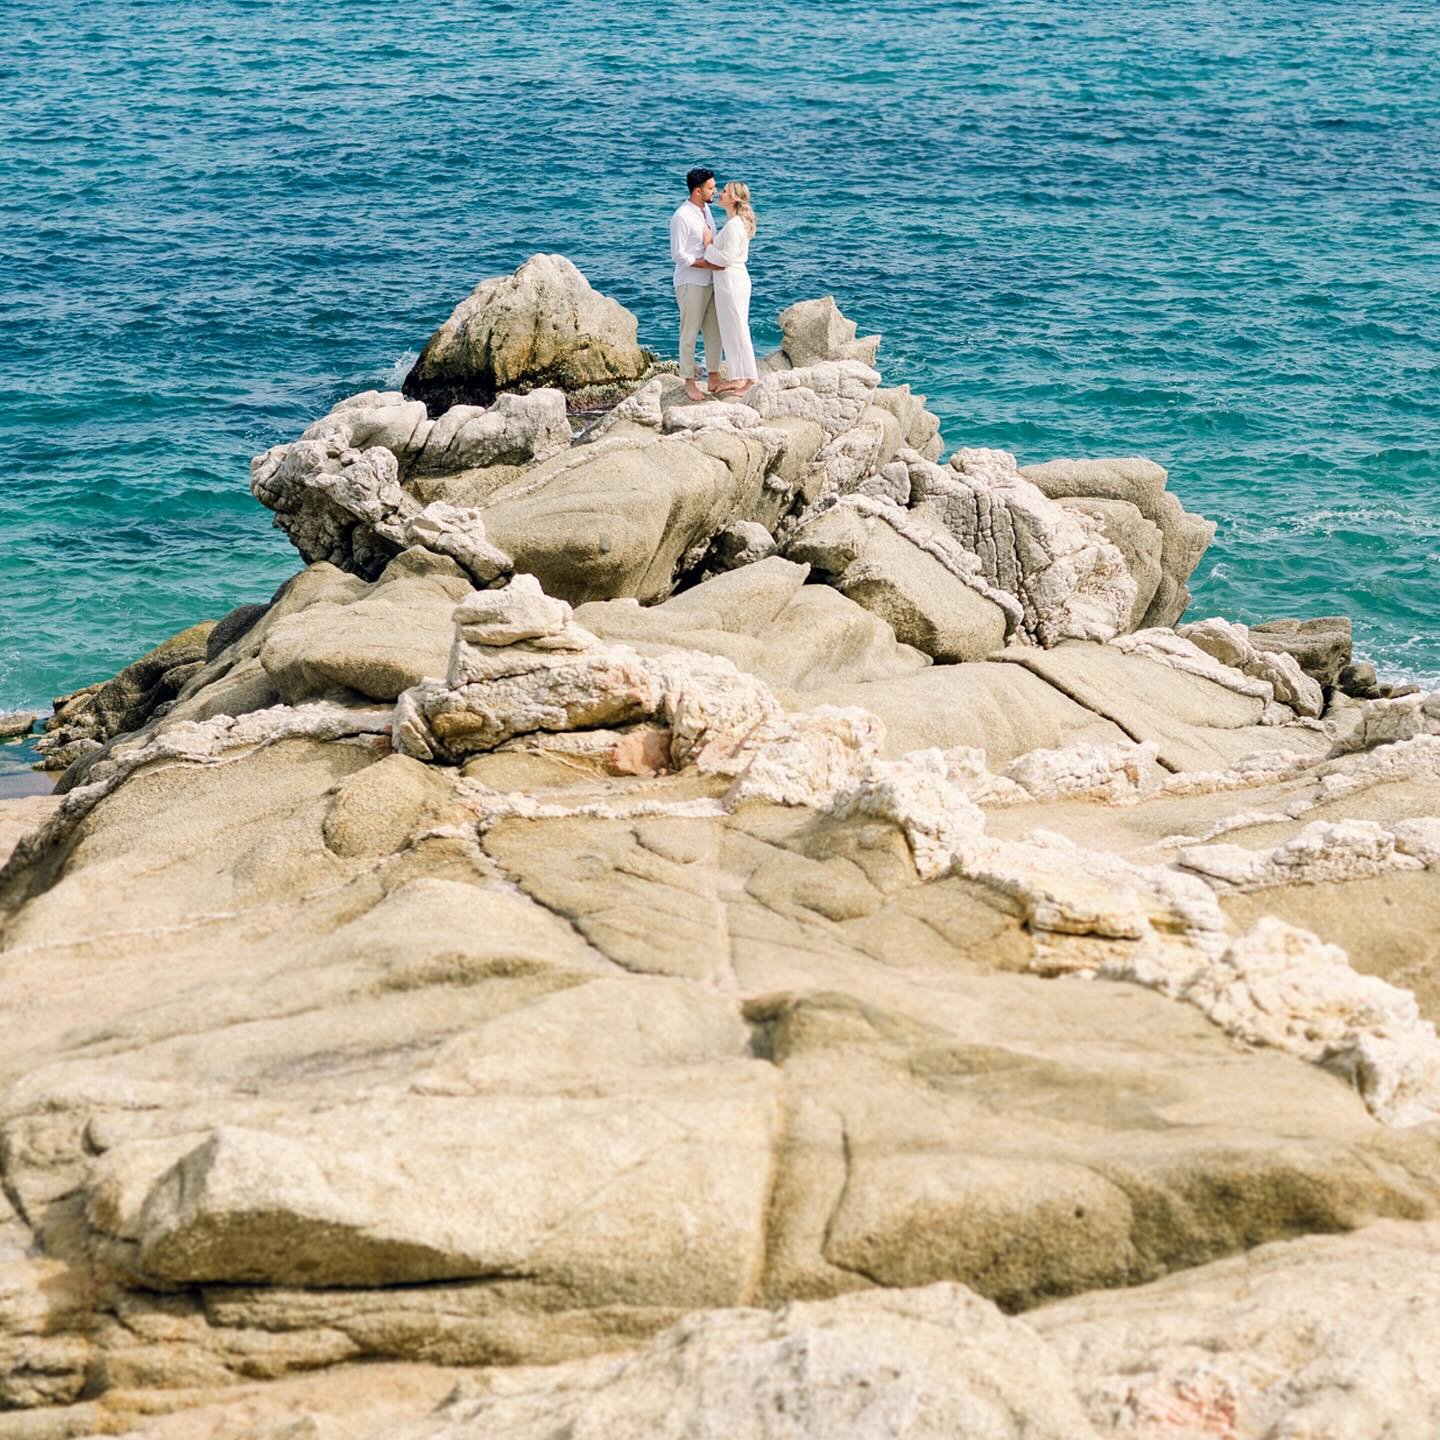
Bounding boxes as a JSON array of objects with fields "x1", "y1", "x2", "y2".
[
  {"x1": 402, "y1": 253, "x2": 654, "y2": 409},
  {"x1": 5, "y1": 257, "x2": 1436, "y2": 1438},
  {"x1": 34, "y1": 620, "x2": 216, "y2": 770},
  {"x1": 1021, "y1": 454, "x2": 1217, "y2": 628},
  {"x1": 1250, "y1": 613, "x2": 1353, "y2": 688},
  {"x1": 0, "y1": 710, "x2": 39, "y2": 740}
]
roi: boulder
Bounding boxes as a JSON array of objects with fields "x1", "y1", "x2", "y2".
[
  {"x1": 403, "y1": 254, "x2": 651, "y2": 408},
  {"x1": 383, "y1": 1284, "x2": 1099, "y2": 1440},
  {"x1": 1250, "y1": 614, "x2": 1352, "y2": 688},
  {"x1": 907, "y1": 449, "x2": 1136, "y2": 644},
  {"x1": 1033, "y1": 1222, "x2": 1440, "y2": 1439},
  {"x1": 835, "y1": 519, "x2": 1009, "y2": 663},
  {"x1": 259, "y1": 551, "x2": 472, "y2": 704},
  {"x1": 0, "y1": 710, "x2": 39, "y2": 740},
  {"x1": 575, "y1": 557, "x2": 929, "y2": 692},
  {"x1": 776, "y1": 295, "x2": 881, "y2": 368},
  {"x1": 1020, "y1": 455, "x2": 1215, "y2": 628},
  {"x1": 1339, "y1": 657, "x2": 1381, "y2": 698},
  {"x1": 479, "y1": 434, "x2": 779, "y2": 605},
  {"x1": 1055, "y1": 496, "x2": 1163, "y2": 630}
]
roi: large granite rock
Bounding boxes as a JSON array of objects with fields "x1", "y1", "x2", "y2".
[
  {"x1": 1021, "y1": 455, "x2": 1216, "y2": 628},
  {"x1": 403, "y1": 254, "x2": 651, "y2": 409}
]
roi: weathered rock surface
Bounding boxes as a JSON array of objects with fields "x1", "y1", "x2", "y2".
[
  {"x1": 403, "y1": 253, "x2": 652, "y2": 408},
  {"x1": 0, "y1": 710, "x2": 39, "y2": 740},
  {"x1": 1251, "y1": 612, "x2": 1353, "y2": 688},
  {"x1": 4, "y1": 257, "x2": 1433, "y2": 1439},
  {"x1": 34, "y1": 620, "x2": 216, "y2": 770},
  {"x1": 1021, "y1": 454, "x2": 1217, "y2": 628}
]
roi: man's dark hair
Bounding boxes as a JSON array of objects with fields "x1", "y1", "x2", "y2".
[{"x1": 686, "y1": 167, "x2": 715, "y2": 195}]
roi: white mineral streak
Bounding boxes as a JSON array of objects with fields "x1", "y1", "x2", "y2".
[
  {"x1": 1177, "y1": 816, "x2": 1440, "y2": 892},
  {"x1": 712, "y1": 707, "x2": 886, "y2": 808},
  {"x1": 1000, "y1": 738, "x2": 1162, "y2": 805},
  {"x1": 901, "y1": 446, "x2": 1136, "y2": 644},
  {"x1": 1109, "y1": 627, "x2": 1294, "y2": 722},
  {"x1": 0, "y1": 702, "x2": 392, "y2": 881},
  {"x1": 1178, "y1": 616, "x2": 1325, "y2": 717},
  {"x1": 1101, "y1": 917, "x2": 1440, "y2": 1127}
]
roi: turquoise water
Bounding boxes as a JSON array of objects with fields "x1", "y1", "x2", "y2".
[{"x1": 3, "y1": 0, "x2": 1438, "y2": 715}]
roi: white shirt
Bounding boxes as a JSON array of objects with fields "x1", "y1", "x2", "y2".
[
  {"x1": 704, "y1": 216, "x2": 749, "y2": 269},
  {"x1": 670, "y1": 200, "x2": 716, "y2": 288}
]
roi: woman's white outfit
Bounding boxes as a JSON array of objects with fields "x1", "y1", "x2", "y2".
[{"x1": 704, "y1": 217, "x2": 757, "y2": 381}]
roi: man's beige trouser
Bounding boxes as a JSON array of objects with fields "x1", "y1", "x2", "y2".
[{"x1": 675, "y1": 283, "x2": 723, "y2": 381}]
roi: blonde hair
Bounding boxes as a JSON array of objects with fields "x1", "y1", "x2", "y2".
[{"x1": 726, "y1": 181, "x2": 757, "y2": 237}]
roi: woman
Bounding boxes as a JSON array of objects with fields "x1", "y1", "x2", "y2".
[{"x1": 703, "y1": 181, "x2": 758, "y2": 396}]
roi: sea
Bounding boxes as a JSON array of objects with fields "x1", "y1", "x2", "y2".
[{"x1": 3, "y1": 0, "x2": 1438, "y2": 743}]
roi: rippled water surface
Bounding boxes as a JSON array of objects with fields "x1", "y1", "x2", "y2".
[{"x1": 3, "y1": 0, "x2": 1438, "y2": 711}]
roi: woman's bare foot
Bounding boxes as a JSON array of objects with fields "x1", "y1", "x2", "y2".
[{"x1": 720, "y1": 380, "x2": 754, "y2": 398}]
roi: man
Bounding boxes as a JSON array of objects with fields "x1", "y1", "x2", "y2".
[{"x1": 670, "y1": 167, "x2": 726, "y2": 403}]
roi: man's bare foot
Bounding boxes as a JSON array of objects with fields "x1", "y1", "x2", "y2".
[
  {"x1": 683, "y1": 379, "x2": 705, "y2": 402},
  {"x1": 706, "y1": 380, "x2": 728, "y2": 395}
]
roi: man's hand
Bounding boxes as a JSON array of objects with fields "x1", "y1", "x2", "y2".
[{"x1": 703, "y1": 227, "x2": 714, "y2": 244}]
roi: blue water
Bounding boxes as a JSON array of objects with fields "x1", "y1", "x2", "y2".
[{"x1": 3, "y1": 0, "x2": 1438, "y2": 715}]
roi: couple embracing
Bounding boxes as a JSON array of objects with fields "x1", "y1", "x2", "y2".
[{"x1": 669, "y1": 166, "x2": 758, "y2": 402}]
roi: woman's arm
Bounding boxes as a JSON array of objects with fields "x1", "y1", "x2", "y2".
[{"x1": 703, "y1": 220, "x2": 739, "y2": 268}]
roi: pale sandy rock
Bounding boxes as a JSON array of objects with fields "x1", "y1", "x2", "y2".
[
  {"x1": 1056, "y1": 495, "x2": 1163, "y2": 629},
  {"x1": 381, "y1": 1284, "x2": 1098, "y2": 1440},
  {"x1": 0, "y1": 701, "x2": 391, "y2": 895},
  {"x1": 0, "y1": 795, "x2": 61, "y2": 872},
  {"x1": 402, "y1": 254, "x2": 649, "y2": 407},
  {"x1": 777, "y1": 294, "x2": 882, "y2": 369},
  {"x1": 1178, "y1": 816, "x2": 1440, "y2": 892},
  {"x1": 587, "y1": 377, "x2": 664, "y2": 440},
  {"x1": 1033, "y1": 1221, "x2": 1440, "y2": 1440},
  {"x1": 259, "y1": 557, "x2": 471, "y2": 703},
  {"x1": 870, "y1": 382, "x2": 943, "y2": 460},
  {"x1": 715, "y1": 707, "x2": 886, "y2": 810},
  {"x1": 35, "y1": 620, "x2": 217, "y2": 768},
  {"x1": 1333, "y1": 690, "x2": 1440, "y2": 752},
  {"x1": 1020, "y1": 454, "x2": 1216, "y2": 629},
  {"x1": 1001, "y1": 738, "x2": 1164, "y2": 805},
  {"x1": 251, "y1": 435, "x2": 514, "y2": 586},
  {"x1": 1178, "y1": 615, "x2": 1324, "y2": 716},
  {"x1": 575, "y1": 557, "x2": 930, "y2": 693},
  {"x1": 835, "y1": 516, "x2": 1010, "y2": 662},
  {"x1": 997, "y1": 640, "x2": 1333, "y2": 773},
  {"x1": 907, "y1": 447, "x2": 1136, "y2": 644},
  {"x1": 394, "y1": 576, "x2": 783, "y2": 767},
  {"x1": 1251, "y1": 613, "x2": 1353, "y2": 688},
  {"x1": 705, "y1": 519, "x2": 776, "y2": 571},
  {"x1": 410, "y1": 390, "x2": 570, "y2": 472},
  {"x1": 479, "y1": 433, "x2": 780, "y2": 605},
  {"x1": 807, "y1": 660, "x2": 1137, "y2": 763},
  {"x1": 301, "y1": 389, "x2": 430, "y2": 458},
  {"x1": 748, "y1": 360, "x2": 881, "y2": 440},
  {"x1": 0, "y1": 709, "x2": 39, "y2": 739},
  {"x1": 661, "y1": 397, "x2": 767, "y2": 432}
]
